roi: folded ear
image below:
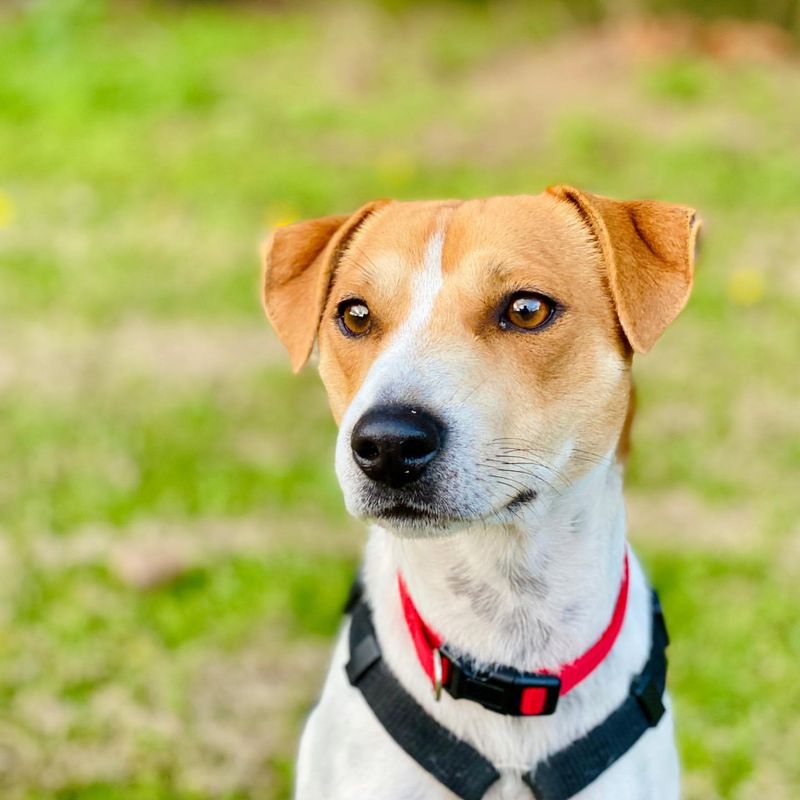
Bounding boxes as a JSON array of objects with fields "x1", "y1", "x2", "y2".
[
  {"x1": 548, "y1": 185, "x2": 701, "y2": 353},
  {"x1": 262, "y1": 200, "x2": 388, "y2": 371}
]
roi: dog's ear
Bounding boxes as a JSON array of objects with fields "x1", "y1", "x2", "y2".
[
  {"x1": 548, "y1": 185, "x2": 701, "y2": 353},
  {"x1": 262, "y1": 200, "x2": 388, "y2": 372}
]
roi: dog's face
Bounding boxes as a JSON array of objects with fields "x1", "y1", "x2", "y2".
[{"x1": 263, "y1": 188, "x2": 698, "y2": 536}]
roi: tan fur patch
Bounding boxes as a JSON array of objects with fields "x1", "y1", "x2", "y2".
[
  {"x1": 262, "y1": 188, "x2": 697, "y2": 471},
  {"x1": 317, "y1": 194, "x2": 631, "y2": 469}
]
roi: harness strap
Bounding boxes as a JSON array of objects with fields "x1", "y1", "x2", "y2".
[
  {"x1": 345, "y1": 583, "x2": 669, "y2": 800},
  {"x1": 524, "y1": 597, "x2": 669, "y2": 799},
  {"x1": 346, "y1": 599, "x2": 501, "y2": 800}
]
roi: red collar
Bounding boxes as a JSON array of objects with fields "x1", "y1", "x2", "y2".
[{"x1": 397, "y1": 552, "x2": 630, "y2": 716}]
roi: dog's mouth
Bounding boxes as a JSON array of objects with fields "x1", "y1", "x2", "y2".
[
  {"x1": 378, "y1": 504, "x2": 449, "y2": 524},
  {"x1": 505, "y1": 488, "x2": 537, "y2": 511},
  {"x1": 365, "y1": 488, "x2": 537, "y2": 531}
]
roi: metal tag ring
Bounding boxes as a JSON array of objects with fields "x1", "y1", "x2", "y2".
[{"x1": 432, "y1": 648, "x2": 443, "y2": 701}]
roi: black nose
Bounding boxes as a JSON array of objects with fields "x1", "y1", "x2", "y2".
[{"x1": 351, "y1": 406, "x2": 443, "y2": 488}]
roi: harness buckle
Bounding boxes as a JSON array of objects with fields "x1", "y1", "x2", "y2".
[{"x1": 632, "y1": 671, "x2": 666, "y2": 725}]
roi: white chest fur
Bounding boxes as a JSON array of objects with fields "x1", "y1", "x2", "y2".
[{"x1": 295, "y1": 462, "x2": 680, "y2": 800}]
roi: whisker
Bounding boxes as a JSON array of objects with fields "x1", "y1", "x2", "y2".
[
  {"x1": 484, "y1": 461, "x2": 563, "y2": 497},
  {"x1": 348, "y1": 244, "x2": 382, "y2": 281},
  {"x1": 483, "y1": 457, "x2": 573, "y2": 490},
  {"x1": 489, "y1": 437, "x2": 612, "y2": 464},
  {"x1": 453, "y1": 377, "x2": 489, "y2": 412},
  {"x1": 490, "y1": 444, "x2": 611, "y2": 469}
]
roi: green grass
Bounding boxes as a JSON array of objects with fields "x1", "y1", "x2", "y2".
[{"x1": 1, "y1": 1, "x2": 799, "y2": 798}]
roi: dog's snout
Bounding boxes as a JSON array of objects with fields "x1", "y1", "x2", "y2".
[{"x1": 351, "y1": 406, "x2": 443, "y2": 488}]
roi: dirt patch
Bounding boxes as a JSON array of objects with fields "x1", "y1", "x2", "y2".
[
  {"x1": 0, "y1": 637, "x2": 328, "y2": 797},
  {"x1": 627, "y1": 488, "x2": 761, "y2": 553},
  {"x1": 426, "y1": 16, "x2": 797, "y2": 165},
  {"x1": 184, "y1": 638, "x2": 329, "y2": 794},
  {"x1": 12, "y1": 513, "x2": 362, "y2": 584},
  {"x1": 0, "y1": 319, "x2": 286, "y2": 397}
]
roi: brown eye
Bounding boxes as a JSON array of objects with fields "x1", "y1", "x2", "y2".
[
  {"x1": 503, "y1": 293, "x2": 555, "y2": 331},
  {"x1": 338, "y1": 299, "x2": 371, "y2": 337}
]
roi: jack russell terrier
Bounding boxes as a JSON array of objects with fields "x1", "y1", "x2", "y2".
[{"x1": 262, "y1": 186, "x2": 699, "y2": 800}]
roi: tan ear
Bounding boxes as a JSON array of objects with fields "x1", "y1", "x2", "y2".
[
  {"x1": 261, "y1": 200, "x2": 388, "y2": 371},
  {"x1": 548, "y1": 185, "x2": 701, "y2": 353}
]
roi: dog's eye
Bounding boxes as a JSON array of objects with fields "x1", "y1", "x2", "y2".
[
  {"x1": 502, "y1": 293, "x2": 555, "y2": 331},
  {"x1": 337, "y1": 299, "x2": 371, "y2": 337}
]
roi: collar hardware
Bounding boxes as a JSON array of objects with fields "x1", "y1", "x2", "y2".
[
  {"x1": 398, "y1": 552, "x2": 630, "y2": 717},
  {"x1": 432, "y1": 647, "x2": 444, "y2": 701},
  {"x1": 442, "y1": 643, "x2": 562, "y2": 716}
]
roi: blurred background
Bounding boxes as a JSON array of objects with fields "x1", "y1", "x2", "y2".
[{"x1": 1, "y1": 0, "x2": 799, "y2": 798}]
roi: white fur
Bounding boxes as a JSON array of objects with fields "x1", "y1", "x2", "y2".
[
  {"x1": 335, "y1": 230, "x2": 446, "y2": 513},
  {"x1": 297, "y1": 232, "x2": 680, "y2": 799}
]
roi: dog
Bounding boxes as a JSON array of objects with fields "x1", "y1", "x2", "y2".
[{"x1": 262, "y1": 186, "x2": 699, "y2": 800}]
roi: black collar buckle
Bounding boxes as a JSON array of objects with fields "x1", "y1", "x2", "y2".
[{"x1": 441, "y1": 644, "x2": 562, "y2": 716}]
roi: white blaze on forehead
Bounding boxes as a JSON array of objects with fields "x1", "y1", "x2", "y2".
[
  {"x1": 339, "y1": 231, "x2": 446, "y2": 425},
  {"x1": 335, "y1": 230, "x2": 448, "y2": 496},
  {"x1": 402, "y1": 230, "x2": 444, "y2": 335}
]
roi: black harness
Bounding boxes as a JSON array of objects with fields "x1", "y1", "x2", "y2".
[{"x1": 344, "y1": 581, "x2": 669, "y2": 800}]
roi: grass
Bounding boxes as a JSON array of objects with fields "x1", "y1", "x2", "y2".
[{"x1": 1, "y1": 1, "x2": 799, "y2": 798}]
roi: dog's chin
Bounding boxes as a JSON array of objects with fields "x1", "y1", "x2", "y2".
[
  {"x1": 347, "y1": 488, "x2": 539, "y2": 539},
  {"x1": 367, "y1": 505, "x2": 475, "y2": 538}
]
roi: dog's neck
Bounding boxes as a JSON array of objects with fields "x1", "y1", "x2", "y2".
[{"x1": 370, "y1": 459, "x2": 628, "y2": 671}]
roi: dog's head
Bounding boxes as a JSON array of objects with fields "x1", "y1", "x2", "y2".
[{"x1": 262, "y1": 188, "x2": 699, "y2": 536}]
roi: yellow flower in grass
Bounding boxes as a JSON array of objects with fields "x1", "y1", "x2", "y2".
[
  {"x1": 728, "y1": 267, "x2": 765, "y2": 307},
  {"x1": 265, "y1": 205, "x2": 299, "y2": 229},
  {"x1": 0, "y1": 190, "x2": 15, "y2": 229}
]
